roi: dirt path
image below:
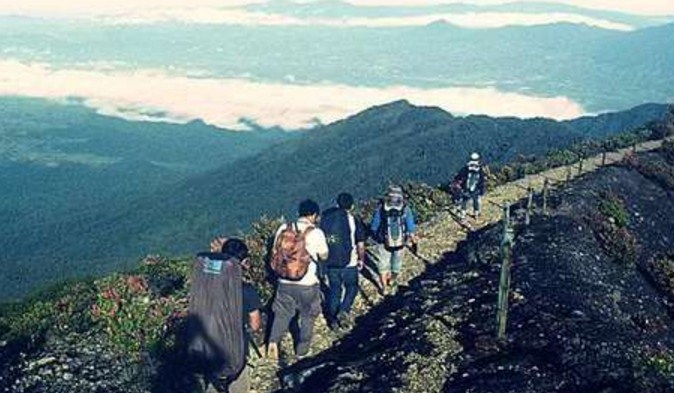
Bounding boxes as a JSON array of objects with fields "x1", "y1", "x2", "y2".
[{"x1": 248, "y1": 138, "x2": 671, "y2": 393}]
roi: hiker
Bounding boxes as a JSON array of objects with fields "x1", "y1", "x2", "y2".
[
  {"x1": 370, "y1": 185, "x2": 417, "y2": 296},
  {"x1": 186, "y1": 238, "x2": 262, "y2": 393},
  {"x1": 267, "y1": 199, "x2": 329, "y2": 360},
  {"x1": 454, "y1": 152, "x2": 486, "y2": 222},
  {"x1": 320, "y1": 192, "x2": 367, "y2": 330}
]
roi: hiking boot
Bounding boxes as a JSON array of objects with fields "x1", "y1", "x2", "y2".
[
  {"x1": 389, "y1": 280, "x2": 399, "y2": 296},
  {"x1": 459, "y1": 211, "x2": 468, "y2": 224},
  {"x1": 266, "y1": 342, "x2": 279, "y2": 360},
  {"x1": 337, "y1": 311, "x2": 353, "y2": 330},
  {"x1": 328, "y1": 317, "x2": 340, "y2": 331},
  {"x1": 295, "y1": 342, "x2": 311, "y2": 358}
]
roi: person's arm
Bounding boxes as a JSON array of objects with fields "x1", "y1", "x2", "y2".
[
  {"x1": 243, "y1": 284, "x2": 263, "y2": 332},
  {"x1": 405, "y1": 207, "x2": 418, "y2": 243},
  {"x1": 370, "y1": 207, "x2": 382, "y2": 235},
  {"x1": 354, "y1": 218, "x2": 367, "y2": 268},
  {"x1": 356, "y1": 242, "x2": 366, "y2": 269},
  {"x1": 248, "y1": 310, "x2": 261, "y2": 332},
  {"x1": 312, "y1": 228, "x2": 329, "y2": 261},
  {"x1": 479, "y1": 168, "x2": 487, "y2": 195}
]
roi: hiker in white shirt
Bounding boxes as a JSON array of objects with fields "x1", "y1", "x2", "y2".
[{"x1": 266, "y1": 199, "x2": 328, "y2": 360}]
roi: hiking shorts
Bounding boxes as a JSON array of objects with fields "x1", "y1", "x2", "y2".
[{"x1": 376, "y1": 244, "x2": 403, "y2": 275}]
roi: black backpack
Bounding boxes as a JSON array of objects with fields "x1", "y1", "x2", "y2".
[
  {"x1": 186, "y1": 252, "x2": 245, "y2": 386},
  {"x1": 320, "y1": 207, "x2": 353, "y2": 269}
]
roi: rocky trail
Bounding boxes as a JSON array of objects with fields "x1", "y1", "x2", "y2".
[{"x1": 247, "y1": 138, "x2": 674, "y2": 392}]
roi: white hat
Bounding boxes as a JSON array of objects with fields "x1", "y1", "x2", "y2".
[{"x1": 470, "y1": 152, "x2": 480, "y2": 161}]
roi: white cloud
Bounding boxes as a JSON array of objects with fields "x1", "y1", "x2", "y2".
[
  {"x1": 0, "y1": 60, "x2": 585, "y2": 130},
  {"x1": 346, "y1": 1, "x2": 674, "y2": 16},
  {"x1": 0, "y1": 0, "x2": 672, "y2": 18},
  {"x1": 96, "y1": 8, "x2": 633, "y2": 30}
]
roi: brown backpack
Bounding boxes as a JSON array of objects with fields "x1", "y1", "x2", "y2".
[{"x1": 270, "y1": 222, "x2": 314, "y2": 281}]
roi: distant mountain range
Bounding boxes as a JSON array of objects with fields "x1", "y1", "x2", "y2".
[
  {"x1": 1, "y1": 16, "x2": 673, "y2": 120},
  {"x1": 0, "y1": 99, "x2": 669, "y2": 300},
  {"x1": 248, "y1": 0, "x2": 673, "y2": 29}
]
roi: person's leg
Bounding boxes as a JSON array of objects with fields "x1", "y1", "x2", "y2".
[
  {"x1": 389, "y1": 249, "x2": 403, "y2": 295},
  {"x1": 340, "y1": 267, "x2": 359, "y2": 315},
  {"x1": 296, "y1": 285, "x2": 322, "y2": 356},
  {"x1": 473, "y1": 191, "x2": 481, "y2": 218},
  {"x1": 268, "y1": 284, "x2": 297, "y2": 358},
  {"x1": 376, "y1": 244, "x2": 392, "y2": 295},
  {"x1": 227, "y1": 365, "x2": 250, "y2": 393},
  {"x1": 460, "y1": 192, "x2": 469, "y2": 221},
  {"x1": 326, "y1": 268, "x2": 343, "y2": 326}
]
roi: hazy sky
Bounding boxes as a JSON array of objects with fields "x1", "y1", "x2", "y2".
[{"x1": 1, "y1": 0, "x2": 672, "y2": 17}]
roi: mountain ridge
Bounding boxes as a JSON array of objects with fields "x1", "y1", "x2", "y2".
[{"x1": 1, "y1": 100, "x2": 669, "y2": 300}]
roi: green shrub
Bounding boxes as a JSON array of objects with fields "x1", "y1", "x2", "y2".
[
  {"x1": 0, "y1": 280, "x2": 97, "y2": 343},
  {"x1": 244, "y1": 215, "x2": 284, "y2": 305},
  {"x1": 91, "y1": 273, "x2": 185, "y2": 356},
  {"x1": 641, "y1": 253, "x2": 674, "y2": 310},
  {"x1": 598, "y1": 191, "x2": 629, "y2": 228},
  {"x1": 401, "y1": 182, "x2": 454, "y2": 224},
  {"x1": 662, "y1": 140, "x2": 674, "y2": 165},
  {"x1": 590, "y1": 191, "x2": 638, "y2": 265},
  {"x1": 645, "y1": 347, "x2": 674, "y2": 379}
]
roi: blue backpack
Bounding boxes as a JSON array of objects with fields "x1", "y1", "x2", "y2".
[{"x1": 320, "y1": 207, "x2": 353, "y2": 269}]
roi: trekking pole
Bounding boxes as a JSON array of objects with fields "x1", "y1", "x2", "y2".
[
  {"x1": 246, "y1": 330, "x2": 264, "y2": 359},
  {"x1": 496, "y1": 203, "x2": 514, "y2": 340}
]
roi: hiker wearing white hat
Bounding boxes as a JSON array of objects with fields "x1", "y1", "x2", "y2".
[{"x1": 454, "y1": 153, "x2": 486, "y2": 223}]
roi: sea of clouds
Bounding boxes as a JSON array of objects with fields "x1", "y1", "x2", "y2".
[{"x1": 0, "y1": 60, "x2": 585, "y2": 130}]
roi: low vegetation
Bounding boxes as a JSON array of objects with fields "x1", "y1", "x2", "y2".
[{"x1": 589, "y1": 190, "x2": 638, "y2": 265}]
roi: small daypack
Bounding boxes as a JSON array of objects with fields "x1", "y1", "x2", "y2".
[
  {"x1": 381, "y1": 205, "x2": 407, "y2": 251},
  {"x1": 270, "y1": 222, "x2": 314, "y2": 281},
  {"x1": 320, "y1": 207, "x2": 353, "y2": 269},
  {"x1": 186, "y1": 252, "x2": 245, "y2": 386}
]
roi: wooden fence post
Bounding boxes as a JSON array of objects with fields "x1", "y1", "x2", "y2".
[
  {"x1": 502, "y1": 202, "x2": 510, "y2": 238},
  {"x1": 497, "y1": 203, "x2": 514, "y2": 340},
  {"x1": 566, "y1": 163, "x2": 572, "y2": 184},
  {"x1": 578, "y1": 158, "x2": 584, "y2": 175},
  {"x1": 543, "y1": 177, "x2": 550, "y2": 215},
  {"x1": 601, "y1": 151, "x2": 607, "y2": 166},
  {"x1": 525, "y1": 185, "x2": 533, "y2": 226}
]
